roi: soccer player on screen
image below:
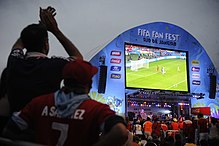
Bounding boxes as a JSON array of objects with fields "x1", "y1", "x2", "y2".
[
  {"x1": 156, "y1": 65, "x2": 159, "y2": 72},
  {"x1": 177, "y1": 65, "x2": 180, "y2": 72},
  {"x1": 161, "y1": 66, "x2": 166, "y2": 74}
]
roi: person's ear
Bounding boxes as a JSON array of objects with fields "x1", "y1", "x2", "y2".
[{"x1": 60, "y1": 79, "x2": 64, "y2": 88}]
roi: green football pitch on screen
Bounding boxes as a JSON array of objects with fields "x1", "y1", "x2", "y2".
[{"x1": 125, "y1": 59, "x2": 189, "y2": 92}]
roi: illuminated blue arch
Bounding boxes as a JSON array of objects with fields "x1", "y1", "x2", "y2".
[{"x1": 89, "y1": 22, "x2": 219, "y2": 117}]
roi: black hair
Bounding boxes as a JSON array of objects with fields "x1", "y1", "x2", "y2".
[
  {"x1": 211, "y1": 117, "x2": 218, "y2": 125},
  {"x1": 20, "y1": 23, "x2": 48, "y2": 52},
  {"x1": 63, "y1": 78, "x2": 92, "y2": 94},
  {"x1": 198, "y1": 113, "x2": 203, "y2": 118},
  {"x1": 147, "y1": 117, "x2": 151, "y2": 121}
]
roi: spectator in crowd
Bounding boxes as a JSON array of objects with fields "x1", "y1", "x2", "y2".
[
  {"x1": 197, "y1": 113, "x2": 208, "y2": 143},
  {"x1": 191, "y1": 117, "x2": 199, "y2": 144},
  {"x1": 132, "y1": 135, "x2": 141, "y2": 146},
  {"x1": 152, "y1": 117, "x2": 161, "y2": 139},
  {"x1": 6, "y1": 6, "x2": 83, "y2": 114},
  {"x1": 133, "y1": 118, "x2": 144, "y2": 140},
  {"x1": 160, "y1": 120, "x2": 168, "y2": 139},
  {"x1": 171, "y1": 118, "x2": 179, "y2": 130},
  {"x1": 2, "y1": 60, "x2": 128, "y2": 146},
  {"x1": 143, "y1": 117, "x2": 153, "y2": 139},
  {"x1": 174, "y1": 133, "x2": 182, "y2": 146},
  {"x1": 208, "y1": 117, "x2": 219, "y2": 146},
  {"x1": 126, "y1": 116, "x2": 132, "y2": 132},
  {"x1": 178, "y1": 116, "x2": 184, "y2": 130},
  {"x1": 145, "y1": 142, "x2": 157, "y2": 146},
  {"x1": 161, "y1": 135, "x2": 174, "y2": 146},
  {"x1": 183, "y1": 116, "x2": 193, "y2": 142},
  {"x1": 184, "y1": 137, "x2": 197, "y2": 146},
  {"x1": 167, "y1": 118, "x2": 179, "y2": 141},
  {"x1": 161, "y1": 121, "x2": 168, "y2": 132},
  {"x1": 199, "y1": 139, "x2": 208, "y2": 146}
]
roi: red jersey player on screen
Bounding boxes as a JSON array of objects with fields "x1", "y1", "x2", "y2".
[{"x1": 2, "y1": 59, "x2": 128, "y2": 146}]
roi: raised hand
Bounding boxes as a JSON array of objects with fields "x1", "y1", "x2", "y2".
[{"x1": 39, "y1": 6, "x2": 59, "y2": 33}]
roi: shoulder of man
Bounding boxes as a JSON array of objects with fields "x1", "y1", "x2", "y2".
[
  {"x1": 82, "y1": 99, "x2": 111, "y2": 109},
  {"x1": 10, "y1": 48, "x2": 24, "y2": 58},
  {"x1": 51, "y1": 55, "x2": 76, "y2": 61}
]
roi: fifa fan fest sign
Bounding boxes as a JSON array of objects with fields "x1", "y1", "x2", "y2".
[
  {"x1": 137, "y1": 29, "x2": 180, "y2": 46},
  {"x1": 89, "y1": 22, "x2": 219, "y2": 118}
]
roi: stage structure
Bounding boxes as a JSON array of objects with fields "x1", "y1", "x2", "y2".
[{"x1": 88, "y1": 22, "x2": 219, "y2": 118}]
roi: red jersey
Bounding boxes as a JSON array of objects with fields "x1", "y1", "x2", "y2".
[
  {"x1": 14, "y1": 93, "x2": 115, "y2": 146},
  {"x1": 161, "y1": 124, "x2": 168, "y2": 131},
  {"x1": 127, "y1": 121, "x2": 132, "y2": 132},
  {"x1": 152, "y1": 122, "x2": 161, "y2": 137},
  {"x1": 179, "y1": 121, "x2": 184, "y2": 130},
  {"x1": 171, "y1": 122, "x2": 179, "y2": 130},
  {"x1": 183, "y1": 120, "x2": 193, "y2": 137}
]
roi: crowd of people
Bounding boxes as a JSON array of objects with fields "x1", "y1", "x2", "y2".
[
  {"x1": 125, "y1": 113, "x2": 219, "y2": 146},
  {"x1": 0, "y1": 5, "x2": 219, "y2": 146},
  {"x1": 0, "y1": 6, "x2": 128, "y2": 146}
]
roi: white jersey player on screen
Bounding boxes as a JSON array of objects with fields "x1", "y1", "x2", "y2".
[{"x1": 161, "y1": 66, "x2": 166, "y2": 74}]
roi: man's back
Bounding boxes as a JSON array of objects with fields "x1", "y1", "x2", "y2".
[
  {"x1": 143, "y1": 121, "x2": 152, "y2": 133},
  {"x1": 3, "y1": 59, "x2": 129, "y2": 146},
  {"x1": 6, "y1": 6, "x2": 83, "y2": 113},
  {"x1": 7, "y1": 49, "x2": 69, "y2": 112},
  {"x1": 17, "y1": 93, "x2": 115, "y2": 146},
  {"x1": 171, "y1": 122, "x2": 179, "y2": 130}
]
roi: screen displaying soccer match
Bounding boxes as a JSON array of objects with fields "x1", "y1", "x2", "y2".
[{"x1": 125, "y1": 43, "x2": 190, "y2": 92}]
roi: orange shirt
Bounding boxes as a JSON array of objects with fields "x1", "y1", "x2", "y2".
[{"x1": 143, "y1": 121, "x2": 153, "y2": 133}]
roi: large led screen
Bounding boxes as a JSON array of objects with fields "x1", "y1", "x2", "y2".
[{"x1": 125, "y1": 43, "x2": 190, "y2": 92}]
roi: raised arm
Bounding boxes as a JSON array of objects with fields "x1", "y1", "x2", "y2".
[
  {"x1": 40, "y1": 6, "x2": 83, "y2": 60},
  {"x1": 12, "y1": 38, "x2": 24, "y2": 50}
]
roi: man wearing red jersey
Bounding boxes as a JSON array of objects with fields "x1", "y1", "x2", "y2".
[
  {"x1": 171, "y1": 118, "x2": 179, "y2": 130},
  {"x1": 2, "y1": 60, "x2": 128, "y2": 146}
]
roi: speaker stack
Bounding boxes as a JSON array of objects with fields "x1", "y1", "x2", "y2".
[
  {"x1": 209, "y1": 75, "x2": 216, "y2": 99},
  {"x1": 98, "y1": 65, "x2": 107, "y2": 93}
]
